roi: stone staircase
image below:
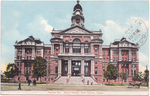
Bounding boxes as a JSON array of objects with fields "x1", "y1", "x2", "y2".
[
  {"x1": 84, "y1": 77, "x2": 98, "y2": 85},
  {"x1": 54, "y1": 76, "x2": 67, "y2": 84},
  {"x1": 68, "y1": 77, "x2": 83, "y2": 85}
]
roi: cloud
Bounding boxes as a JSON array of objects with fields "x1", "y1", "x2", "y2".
[{"x1": 41, "y1": 19, "x2": 53, "y2": 32}]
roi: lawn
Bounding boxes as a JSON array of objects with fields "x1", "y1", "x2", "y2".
[{"x1": 1, "y1": 83, "x2": 149, "y2": 91}]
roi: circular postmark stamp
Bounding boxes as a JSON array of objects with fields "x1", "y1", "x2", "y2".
[{"x1": 124, "y1": 18, "x2": 148, "y2": 48}]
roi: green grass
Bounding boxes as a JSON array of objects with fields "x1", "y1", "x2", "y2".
[{"x1": 1, "y1": 83, "x2": 149, "y2": 91}]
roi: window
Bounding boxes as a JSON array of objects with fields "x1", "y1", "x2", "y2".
[
  {"x1": 66, "y1": 37, "x2": 68, "y2": 40},
  {"x1": 73, "y1": 46, "x2": 81, "y2": 53},
  {"x1": 95, "y1": 47, "x2": 97, "y2": 52},
  {"x1": 49, "y1": 63, "x2": 51, "y2": 67},
  {"x1": 30, "y1": 56, "x2": 31, "y2": 60},
  {"x1": 103, "y1": 63, "x2": 105, "y2": 68},
  {"x1": 20, "y1": 68, "x2": 21, "y2": 74},
  {"x1": 49, "y1": 57, "x2": 50, "y2": 61},
  {"x1": 86, "y1": 37, "x2": 88, "y2": 40},
  {"x1": 18, "y1": 49, "x2": 22, "y2": 54},
  {"x1": 125, "y1": 58, "x2": 127, "y2": 61},
  {"x1": 124, "y1": 79, "x2": 127, "y2": 82},
  {"x1": 103, "y1": 69, "x2": 105, "y2": 71},
  {"x1": 45, "y1": 78, "x2": 47, "y2": 81},
  {"x1": 65, "y1": 40, "x2": 69, "y2": 43},
  {"x1": 113, "y1": 58, "x2": 115, "y2": 61},
  {"x1": 65, "y1": 46, "x2": 69, "y2": 53},
  {"x1": 103, "y1": 79, "x2": 105, "y2": 82},
  {"x1": 95, "y1": 67, "x2": 97, "y2": 74},
  {"x1": 125, "y1": 52, "x2": 127, "y2": 56},
  {"x1": 84, "y1": 46, "x2": 88, "y2": 53},
  {"x1": 134, "y1": 65, "x2": 136, "y2": 68},
  {"x1": 48, "y1": 78, "x2": 50, "y2": 81},
  {"x1": 122, "y1": 69, "x2": 124, "y2": 73},
  {"x1": 65, "y1": 66, "x2": 67, "y2": 74},
  {"x1": 95, "y1": 62, "x2": 97, "y2": 64},
  {"x1": 95, "y1": 54, "x2": 97, "y2": 58},
  {"x1": 134, "y1": 70, "x2": 136, "y2": 75},
  {"x1": 122, "y1": 64, "x2": 124, "y2": 68},
  {"x1": 132, "y1": 58, "x2": 133, "y2": 61},
  {"x1": 122, "y1": 52, "x2": 124, "y2": 56},
  {"x1": 103, "y1": 52, "x2": 105, "y2": 56},
  {"x1": 45, "y1": 57, "x2": 47, "y2": 61},
  {"x1": 114, "y1": 51, "x2": 118, "y2": 56},
  {"x1": 20, "y1": 63, "x2": 22, "y2": 67},
  {"x1": 85, "y1": 41, "x2": 88, "y2": 43},
  {"x1": 26, "y1": 68, "x2": 28, "y2": 74},
  {"x1": 107, "y1": 58, "x2": 109, "y2": 62},
  {"x1": 103, "y1": 58, "x2": 105, "y2": 62},
  {"x1": 49, "y1": 51, "x2": 51, "y2": 55},
  {"x1": 125, "y1": 64, "x2": 127, "y2": 68},
  {"x1": 107, "y1": 52, "x2": 109, "y2": 56},
  {"x1": 116, "y1": 58, "x2": 118, "y2": 61},
  {"x1": 73, "y1": 38, "x2": 81, "y2": 43},
  {"x1": 56, "y1": 53, "x2": 58, "y2": 57},
  {"x1": 114, "y1": 79, "x2": 117, "y2": 82},
  {"x1": 125, "y1": 69, "x2": 127, "y2": 73},
  {"x1": 29, "y1": 50, "x2": 32, "y2": 54},
  {"x1": 55, "y1": 66, "x2": 58, "y2": 74},
  {"x1": 131, "y1": 70, "x2": 133, "y2": 76},
  {"x1": 17, "y1": 56, "x2": 19, "y2": 60},
  {"x1": 56, "y1": 47, "x2": 58, "y2": 51},
  {"x1": 84, "y1": 62, "x2": 88, "y2": 66},
  {"x1": 17, "y1": 63, "x2": 19, "y2": 66},
  {"x1": 122, "y1": 58, "x2": 124, "y2": 61},
  {"x1": 116, "y1": 64, "x2": 118, "y2": 69},
  {"x1": 132, "y1": 51, "x2": 135, "y2": 56},
  {"x1": 134, "y1": 58, "x2": 136, "y2": 62},
  {"x1": 45, "y1": 51, "x2": 47, "y2": 55},
  {"x1": 27, "y1": 56, "x2": 28, "y2": 60},
  {"x1": 36, "y1": 49, "x2": 40, "y2": 54},
  {"x1": 20, "y1": 56, "x2": 22, "y2": 60},
  {"x1": 27, "y1": 50, "x2": 29, "y2": 54}
]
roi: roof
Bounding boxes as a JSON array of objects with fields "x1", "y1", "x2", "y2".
[
  {"x1": 112, "y1": 37, "x2": 136, "y2": 45},
  {"x1": 73, "y1": 3, "x2": 82, "y2": 11}
]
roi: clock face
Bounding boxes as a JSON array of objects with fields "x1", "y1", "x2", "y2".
[{"x1": 76, "y1": 11, "x2": 80, "y2": 15}]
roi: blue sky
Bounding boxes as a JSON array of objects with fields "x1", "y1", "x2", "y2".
[{"x1": 1, "y1": 0, "x2": 149, "y2": 72}]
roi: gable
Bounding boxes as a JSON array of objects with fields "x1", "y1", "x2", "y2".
[
  {"x1": 60, "y1": 26, "x2": 92, "y2": 34},
  {"x1": 119, "y1": 41, "x2": 129, "y2": 47}
]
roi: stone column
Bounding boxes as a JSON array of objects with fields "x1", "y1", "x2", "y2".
[
  {"x1": 81, "y1": 59, "x2": 84, "y2": 76},
  {"x1": 110, "y1": 49, "x2": 113, "y2": 62},
  {"x1": 119, "y1": 49, "x2": 121, "y2": 61},
  {"x1": 22, "y1": 47, "x2": 25, "y2": 60},
  {"x1": 32, "y1": 47, "x2": 35, "y2": 59},
  {"x1": 129, "y1": 49, "x2": 131, "y2": 61},
  {"x1": 15, "y1": 48, "x2": 17, "y2": 60},
  {"x1": 51, "y1": 43, "x2": 54, "y2": 56},
  {"x1": 69, "y1": 45, "x2": 72, "y2": 53},
  {"x1": 68, "y1": 59, "x2": 71, "y2": 77},
  {"x1": 41, "y1": 48, "x2": 43, "y2": 57},
  {"x1": 58, "y1": 59, "x2": 62, "y2": 76},
  {"x1": 60, "y1": 43, "x2": 63, "y2": 53},
  {"x1": 136, "y1": 49, "x2": 139, "y2": 62},
  {"x1": 91, "y1": 44, "x2": 94, "y2": 54},
  {"x1": 99, "y1": 44, "x2": 102, "y2": 58},
  {"x1": 81, "y1": 45, "x2": 84, "y2": 54},
  {"x1": 91, "y1": 59, "x2": 94, "y2": 75}
]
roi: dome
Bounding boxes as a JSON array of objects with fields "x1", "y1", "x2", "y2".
[{"x1": 73, "y1": 3, "x2": 83, "y2": 11}]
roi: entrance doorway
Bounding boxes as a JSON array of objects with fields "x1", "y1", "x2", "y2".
[{"x1": 72, "y1": 61, "x2": 81, "y2": 76}]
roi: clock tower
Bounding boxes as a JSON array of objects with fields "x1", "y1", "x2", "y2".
[{"x1": 71, "y1": 0, "x2": 85, "y2": 27}]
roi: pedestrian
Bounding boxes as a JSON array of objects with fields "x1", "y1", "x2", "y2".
[
  {"x1": 33, "y1": 79, "x2": 36, "y2": 86},
  {"x1": 91, "y1": 82, "x2": 93, "y2": 85},
  {"x1": 18, "y1": 81, "x2": 21, "y2": 90},
  {"x1": 28, "y1": 79, "x2": 31, "y2": 86},
  {"x1": 87, "y1": 80, "x2": 89, "y2": 85}
]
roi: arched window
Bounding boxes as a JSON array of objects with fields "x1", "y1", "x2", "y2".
[
  {"x1": 73, "y1": 38, "x2": 81, "y2": 43},
  {"x1": 85, "y1": 40, "x2": 88, "y2": 43},
  {"x1": 65, "y1": 40, "x2": 69, "y2": 43}
]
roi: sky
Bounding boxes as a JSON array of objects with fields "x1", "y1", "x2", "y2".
[{"x1": 1, "y1": 0, "x2": 149, "y2": 73}]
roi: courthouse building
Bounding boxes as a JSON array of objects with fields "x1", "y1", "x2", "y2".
[{"x1": 14, "y1": 1, "x2": 139, "y2": 84}]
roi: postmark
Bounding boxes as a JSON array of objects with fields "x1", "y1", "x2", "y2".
[{"x1": 124, "y1": 18, "x2": 148, "y2": 48}]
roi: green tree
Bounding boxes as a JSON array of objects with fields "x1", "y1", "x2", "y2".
[
  {"x1": 32, "y1": 56, "x2": 47, "y2": 83},
  {"x1": 4, "y1": 63, "x2": 20, "y2": 82},
  {"x1": 120, "y1": 72, "x2": 128, "y2": 86},
  {"x1": 132, "y1": 72, "x2": 144, "y2": 82},
  {"x1": 103, "y1": 63, "x2": 119, "y2": 84}
]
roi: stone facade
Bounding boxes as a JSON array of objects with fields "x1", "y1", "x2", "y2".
[{"x1": 14, "y1": 1, "x2": 139, "y2": 84}]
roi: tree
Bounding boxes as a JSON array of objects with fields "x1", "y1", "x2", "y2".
[
  {"x1": 103, "y1": 63, "x2": 119, "y2": 84},
  {"x1": 32, "y1": 56, "x2": 47, "y2": 83},
  {"x1": 132, "y1": 72, "x2": 144, "y2": 82},
  {"x1": 120, "y1": 72, "x2": 128, "y2": 85},
  {"x1": 4, "y1": 63, "x2": 20, "y2": 82}
]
